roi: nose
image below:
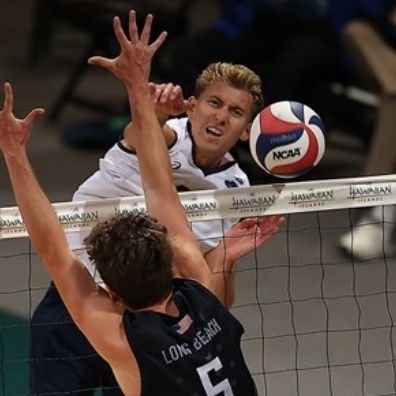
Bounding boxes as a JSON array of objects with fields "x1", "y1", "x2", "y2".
[{"x1": 214, "y1": 106, "x2": 228, "y2": 123}]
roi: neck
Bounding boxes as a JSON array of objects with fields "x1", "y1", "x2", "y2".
[
  {"x1": 194, "y1": 148, "x2": 228, "y2": 169},
  {"x1": 132, "y1": 292, "x2": 179, "y2": 317}
]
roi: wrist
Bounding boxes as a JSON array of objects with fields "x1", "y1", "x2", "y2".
[
  {"x1": 156, "y1": 110, "x2": 169, "y2": 126},
  {"x1": 3, "y1": 146, "x2": 28, "y2": 162},
  {"x1": 126, "y1": 81, "x2": 151, "y2": 101}
]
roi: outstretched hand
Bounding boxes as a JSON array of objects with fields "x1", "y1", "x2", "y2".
[
  {"x1": 0, "y1": 83, "x2": 44, "y2": 156},
  {"x1": 88, "y1": 10, "x2": 167, "y2": 86},
  {"x1": 223, "y1": 215, "x2": 285, "y2": 263}
]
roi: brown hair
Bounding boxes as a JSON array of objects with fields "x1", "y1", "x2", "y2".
[
  {"x1": 194, "y1": 62, "x2": 264, "y2": 118},
  {"x1": 85, "y1": 212, "x2": 173, "y2": 310}
]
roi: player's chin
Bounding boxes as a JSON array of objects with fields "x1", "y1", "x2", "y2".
[{"x1": 197, "y1": 137, "x2": 223, "y2": 154}]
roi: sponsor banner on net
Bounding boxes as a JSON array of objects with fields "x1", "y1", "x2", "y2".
[
  {"x1": 114, "y1": 201, "x2": 147, "y2": 217},
  {"x1": 347, "y1": 183, "x2": 393, "y2": 204},
  {"x1": 58, "y1": 210, "x2": 99, "y2": 231},
  {"x1": 182, "y1": 198, "x2": 218, "y2": 219},
  {"x1": 269, "y1": 178, "x2": 396, "y2": 214},
  {"x1": 287, "y1": 187, "x2": 335, "y2": 209},
  {"x1": 1, "y1": 175, "x2": 396, "y2": 239},
  {"x1": 228, "y1": 191, "x2": 278, "y2": 215},
  {"x1": 269, "y1": 184, "x2": 341, "y2": 214},
  {"x1": 0, "y1": 203, "x2": 30, "y2": 237}
]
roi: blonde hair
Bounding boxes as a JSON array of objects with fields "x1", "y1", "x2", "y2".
[{"x1": 194, "y1": 62, "x2": 264, "y2": 119}]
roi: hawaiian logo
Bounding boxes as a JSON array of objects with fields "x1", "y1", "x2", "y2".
[
  {"x1": 0, "y1": 217, "x2": 24, "y2": 230},
  {"x1": 182, "y1": 200, "x2": 217, "y2": 214},
  {"x1": 348, "y1": 184, "x2": 392, "y2": 201},
  {"x1": 230, "y1": 192, "x2": 277, "y2": 211},
  {"x1": 289, "y1": 189, "x2": 334, "y2": 207},
  {"x1": 115, "y1": 206, "x2": 147, "y2": 216},
  {"x1": 58, "y1": 211, "x2": 99, "y2": 224}
]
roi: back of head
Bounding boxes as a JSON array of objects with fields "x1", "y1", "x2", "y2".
[
  {"x1": 194, "y1": 62, "x2": 264, "y2": 118},
  {"x1": 84, "y1": 212, "x2": 173, "y2": 310}
]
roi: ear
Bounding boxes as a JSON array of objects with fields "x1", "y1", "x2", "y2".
[
  {"x1": 108, "y1": 289, "x2": 120, "y2": 303},
  {"x1": 239, "y1": 122, "x2": 252, "y2": 142},
  {"x1": 186, "y1": 96, "x2": 197, "y2": 118}
]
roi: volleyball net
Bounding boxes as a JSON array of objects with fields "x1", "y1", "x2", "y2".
[{"x1": 1, "y1": 174, "x2": 396, "y2": 396}]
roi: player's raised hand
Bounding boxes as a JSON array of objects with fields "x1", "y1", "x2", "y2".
[
  {"x1": 149, "y1": 82, "x2": 188, "y2": 117},
  {"x1": 0, "y1": 83, "x2": 44, "y2": 156},
  {"x1": 223, "y1": 215, "x2": 285, "y2": 263},
  {"x1": 88, "y1": 10, "x2": 167, "y2": 86}
]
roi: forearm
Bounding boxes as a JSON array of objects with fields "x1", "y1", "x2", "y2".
[
  {"x1": 205, "y1": 244, "x2": 235, "y2": 275},
  {"x1": 4, "y1": 150, "x2": 68, "y2": 259},
  {"x1": 205, "y1": 244, "x2": 236, "y2": 307},
  {"x1": 126, "y1": 83, "x2": 176, "y2": 202}
]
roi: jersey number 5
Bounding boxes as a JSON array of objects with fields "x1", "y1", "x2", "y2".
[{"x1": 196, "y1": 357, "x2": 234, "y2": 395}]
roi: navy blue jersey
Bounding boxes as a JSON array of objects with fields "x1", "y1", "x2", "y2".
[{"x1": 123, "y1": 279, "x2": 257, "y2": 396}]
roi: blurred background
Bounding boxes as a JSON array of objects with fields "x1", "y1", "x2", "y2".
[{"x1": 2, "y1": 0, "x2": 389, "y2": 196}]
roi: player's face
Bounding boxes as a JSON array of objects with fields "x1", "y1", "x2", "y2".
[{"x1": 187, "y1": 81, "x2": 254, "y2": 165}]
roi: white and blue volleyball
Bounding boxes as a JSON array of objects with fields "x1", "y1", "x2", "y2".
[{"x1": 249, "y1": 101, "x2": 326, "y2": 179}]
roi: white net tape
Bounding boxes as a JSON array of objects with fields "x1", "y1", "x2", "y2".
[{"x1": 1, "y1": 174, "x2": 396, "y2": 239}]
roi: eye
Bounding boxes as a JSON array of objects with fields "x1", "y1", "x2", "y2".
[
  {"x1": 231, "y1": 109, "x2": 243, "y2": 118},
  {"x1": 208, "y1": 98, "x2": 221, "y2": 107}
]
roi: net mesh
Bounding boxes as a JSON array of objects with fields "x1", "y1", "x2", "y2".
[{"x1": 1, "y1": 175, "x2": 396, "y2": 396}]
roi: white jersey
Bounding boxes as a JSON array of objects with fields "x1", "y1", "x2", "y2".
[{"x1": 67, "y1": 117, "x2": 249, "y2": 284}]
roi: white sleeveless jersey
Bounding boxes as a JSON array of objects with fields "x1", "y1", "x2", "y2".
[{"x1": 67, "y1": 117, "x2": 249, "y2": 284}]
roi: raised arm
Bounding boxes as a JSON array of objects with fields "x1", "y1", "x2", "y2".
[
  {"x1": 88, "y1": 11, "x2": 212, "y2": 287},
  {"x1": 0, "y1": 84, "x2": 131, "y2": 367},
  {"x1": 0, "y1": 85, "x2": 72, "y2": 275}
]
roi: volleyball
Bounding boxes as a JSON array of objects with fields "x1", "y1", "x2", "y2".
[{"x1": 249, "y1": 101, "x2": 326, "y2": 179}]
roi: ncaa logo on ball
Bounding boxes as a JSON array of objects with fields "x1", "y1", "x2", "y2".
[{"x1": 249, "y1": 101, "x2": 326, "y2": 179}]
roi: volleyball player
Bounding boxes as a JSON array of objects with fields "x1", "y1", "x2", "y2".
[
  {"x1": 69, "y1": 59, "x2": 263, "y2": 284},
  {"x1": 0, "y1": 10, "x2": 284, "y2": 395},
  {"x1": 30, "y1": 13, "x2": 266, "y2": 396}
]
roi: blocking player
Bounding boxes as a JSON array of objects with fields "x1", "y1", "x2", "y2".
[
  {"x1": 0, "y1": 10, "x2": 283, "y2": 395},
  {"x1": 30, "y1": 19, "x2": 266, "y2": 396}
]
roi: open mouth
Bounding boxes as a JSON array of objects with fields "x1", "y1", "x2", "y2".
[{"x1": 205, "y1": 126, "x2": 223, "y2": 137}]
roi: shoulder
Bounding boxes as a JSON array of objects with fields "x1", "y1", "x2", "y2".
[
  {"x1": 174, "y1": 278, "x2": 224, "y2": 307},
  {"x1": 165, "y1": 117, "x2": 188, "y2": 140},
  {"x1": 165, "y1": 116, "x2": 188, "y2": 131},
  {"x1": 206, "y1": 158, "x2": 250, "y2": 188},
  {"x1": 101, "y1": 140, "x2": 137, "y2": 159},
  {"x1": 173, "y1": 279, "x2": 244, "y2": 333}
]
